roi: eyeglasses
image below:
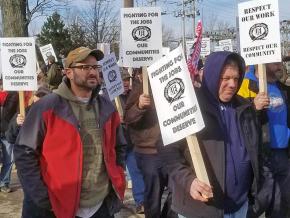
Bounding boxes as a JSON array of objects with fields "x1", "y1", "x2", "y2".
[
  {"x1": 70, "y1": 64, "x2": 102, "y2": 72},
  {"x1": 220, "y1": 76, "x2": 240, "y2": 82}
]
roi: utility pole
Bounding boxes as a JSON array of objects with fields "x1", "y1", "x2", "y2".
[
  {"x1": 192, "y1": 0, "x2": 196, "y2": 39},
  {"x1": 182, "y1": 0, "x2": 186, "y2": 55},
  {"x1": 124, "y1": 0, "x2": 134, "y2": 8},
  {"x1": 148, "y1": 0, "x2": 157, "y2": 6},
  {"x1": 174, "y1": 0, "x2": 187, "y2": 56}
]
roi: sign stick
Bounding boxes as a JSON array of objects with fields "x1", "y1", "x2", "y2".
[
  {"x1": 36, "y1": 61, "x2": 40, "y2": 70},
  {"x1": 186, "y1": 134, "x2": 212, "y2": 198},
  {"x1": 142, "y1": 66, "x2": 149, "y2": 95},
  {"x1": 258, "y1": 64, "x2": 267, "y2": 93},
  {"x1": 128, "y1": 67, "x2": 133, "y2": 88},
  {"x1": 18, "y1": 91, "x2": 25, "y2": 118},
  {"x1": 114, "y1": 96, "x2": 123, "y2": 117}
]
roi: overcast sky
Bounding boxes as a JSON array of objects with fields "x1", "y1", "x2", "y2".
[{"x1": 28, "y1": 0, "x2": 290, "y2": 40}]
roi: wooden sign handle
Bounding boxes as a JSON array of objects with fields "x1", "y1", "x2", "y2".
[
  {"x1": 18, "y1": 91, "x2": 25, "y2": 118},
  {"x1": 128, "y1": 67, "x2": 133, "y2": 88},
  {"x1": 114, "y1": 96, "x2": 123, "y2": 118},
  {"x1": 142, "y1": 66, "x2": 149, "y2": 95},
  {"x1": 186, "y1": 134, "x2": 212, "y2": 197},
  {"x1": 258, "y1": 64, "x2": 267, "y2": 94}
]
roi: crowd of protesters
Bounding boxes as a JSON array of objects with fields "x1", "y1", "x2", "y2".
[{"x1": 0, "y1": 46, "x2": 289, "y2": 218}]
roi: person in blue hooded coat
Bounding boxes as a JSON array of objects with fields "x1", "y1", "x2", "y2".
[{"x1": 158, "y1": 51, "x2": 270, "y2": 218}]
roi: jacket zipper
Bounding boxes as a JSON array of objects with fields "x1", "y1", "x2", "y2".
[{"x1": 73, "y1": 122, "x2": 82, "y2": 217}]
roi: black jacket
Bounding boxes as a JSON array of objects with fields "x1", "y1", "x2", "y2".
[
  {"x1": 0, "y1": 91, "x2": 18, "y2": 137},
  {"x1": 158, "y1": 51, "x2": 271, "y2": 218},
  {"x1": 5, "y1": 106, "x2": 31, "y2": 144},
  {"x1": 158, "y1": 94, "x2": 269, "y2": 218}
]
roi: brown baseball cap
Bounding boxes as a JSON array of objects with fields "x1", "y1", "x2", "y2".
[{"x1": 65, "y1": 47, "x2": 104, "y2": 68}]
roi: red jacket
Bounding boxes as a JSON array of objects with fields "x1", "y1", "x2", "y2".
[{"x1": 15, "y1": 91, "x2": 126, "y2": 218}]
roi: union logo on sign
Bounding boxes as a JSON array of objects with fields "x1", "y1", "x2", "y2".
[
  {"x1": 132, "y1": 26, "x2": 151, "y2": 41},
  {"x1": 108, "y1": 70, "x2": 117, "y2": 83},
  {"x1": 164, "y1": 78, "x2": 185, "y2": 104},
  {"x1": 249, "y1": 23, "x2": 269, "y2": 41},
  {"x1": 9, "y1": 54, "x2": 27, "y2": 68}
]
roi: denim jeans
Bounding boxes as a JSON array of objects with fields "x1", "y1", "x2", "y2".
[
  {"x1": 22, "y1": 193, "x2": 114, "y2": 218},
  {"x1": 224, "y1": 201, "x2": 248, "y2": 218},
  {"x1": 269, "y1": 149, "x2": 290, "y2": 217},
  {"x1": 135, "y1": 152, "x2": 177, "y2": 218},
  {"x1": 126, "y1": 150, "x2": 145, "y2": 206},
  {"x1": 76, "y1": 200, "x2": 114, "y2": 218},
  {"x1": 0, "y1": 137, "x2": 14, "y2": 187},
  {"x1": 178, "y1": 201, "x2": 248, "y2": 218},
  {"x1": 22, "y1": 193, "x2": 55, "y2": 218}
]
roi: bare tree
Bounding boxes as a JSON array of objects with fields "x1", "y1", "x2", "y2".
[
  {"x1": 26, "y1": 0, "x2": 70, "y2": 21},
  {"x1": 26, "y1": 0, "x2": 70, "y2": 29},
  {"x1": 0, "y1": 0, "x2": 70, "y2": 36},
  {"x1": 203, "y1": 13, "x2": 218, "y2": 33},
  {"x1": 69, "y1": 22, "x2": 88, "y2": 49},
  {"x1": 162, "y1": 24, "x2": 177, "y2": 49},
  {"x1": 78, "y1": 0, "x2": 120, "y2": 48},
  {"x1": 202, "y1": 12, "x2": 234, "y2": 42},
  {"x1": 216, "y1": 20, "x2": 230, "y2": 33}
]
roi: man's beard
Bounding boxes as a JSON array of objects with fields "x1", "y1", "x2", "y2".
[
  {"x1": 274, "y1": 70, "x2": 284, "y2": 80},
  {"x1": 73, "y1": 74, "x2": 99, "y2": 91}
]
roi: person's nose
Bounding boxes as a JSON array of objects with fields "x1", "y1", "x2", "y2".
[{"x1": 228, "y1": 78, "x2": 237, "y2": 88}]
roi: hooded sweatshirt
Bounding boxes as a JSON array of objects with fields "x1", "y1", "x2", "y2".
[
  {"x1": 54, "y1": 82, "x2": 109, "y2": 210},
  {"x1": 201, "y1": 51, "x2": 253, "y2": 213}
]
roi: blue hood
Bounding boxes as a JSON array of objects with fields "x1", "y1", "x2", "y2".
[
  {"x1": 200, "y1": 52, "x2": 251, "y2": 213},
  {"x1": 201, "y1": 51, "x2": 246, "y2": 105}
]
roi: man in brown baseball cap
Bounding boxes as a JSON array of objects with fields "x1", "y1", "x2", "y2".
[
  {"x1": 62, "y1": 46, "x2": 105, "y2": 95},
  {"x1": 65, "y1": 47, "x2": 104, "y2": 68},
  {"x1": 14, "y1": 46, "x2": 126, "y2": 218}
]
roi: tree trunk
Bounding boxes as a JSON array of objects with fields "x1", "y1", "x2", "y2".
[
  {"x1": 1, "y1": 0, "x2": 27, "y2": 37},
  {"x1": 123, "y1": 0, "x2": 133, "y2": 7}
]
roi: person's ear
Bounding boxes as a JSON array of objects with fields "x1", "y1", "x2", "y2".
[{"x1": 65, "y1": 68, "x2": 73, "y2": 80}]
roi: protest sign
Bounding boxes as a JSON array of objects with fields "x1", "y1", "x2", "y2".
[
  {"x1": 186, "y1": 40, "x2": 194, "y2": 59},
  {"x1": 200, "y1": 38, "x2": 211, "y2": 57},
  {"x1": 148, "y1": 46, "x2": 204, "y2": 145},
  {"x1": 97, "y1": 43, "x2": 110, "y2": 56},
  {"x1": 120, "y1": 7, "x2": 162, "y2": 67},
  {"x1": 100, "y1": 53, "x2": 124, "y2": 101},
  {"x1": 214, "y1": 45, "x2": 223, "y2": 52},
  {"x1": 0, "y1": 37, "x2": 37, "y2": 91},
  {"x1": 162, "y1": 47, "x2": 170, "y2": 56},
  {"x1": 219, "y1": 39, "x2": 233, "y2": 52},
  {"x1": 187, "y1": 39, "x2": 209, "y2": 59},
  {"x1": 39, "y1": 44, "x2": 57, "y2": 65},
  {"x1": 238, "y1": 0, "x2": 281, "y2": 65},
  {"x1": 148, "y1": 46, "x2": 211, "y2": 187}
]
